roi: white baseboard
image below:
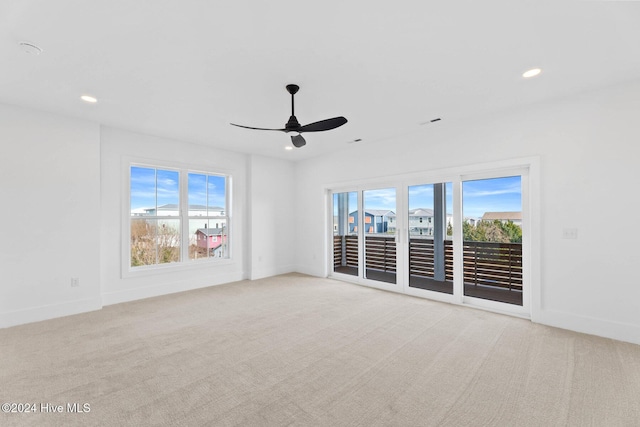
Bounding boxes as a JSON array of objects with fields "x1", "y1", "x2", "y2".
[
  {"x1": 249, "y1": 264, "x2": 297, "y2": 281},
  {"x1": 535, "y1": 309, "x2": 640, "y2": 345},
  {"x1": 5, "y1": 274, "x2": 638, "y2": 347},
  {"x1": 293, "y1": 264, "x2": 325, "y2": 278},
  {"x1": 101, "y1": 272, "x2": 245, "y2": 306},
  {"x1": 0, "y1": 297, "x2": 103, "y2": 329}
]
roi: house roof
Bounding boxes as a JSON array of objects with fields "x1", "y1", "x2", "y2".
[
  {"x1": 141, "y1": 204, "x2": 225, "y2": 213},
  {"x1": 409, "y1": 208, "x2": 434, "y2": 216},
  {"x1": 196, "y1": 228, "x2": 225, "y2": 236},
  {"x1": 158, "y1": 204, "x2": 224, "y2": 211},
  {"x1": 350, "y1": 210, "x2": 395, "y2": 217},
  {"x1": 481, "y1": 212, "x2": 522, "y2": 221},
  {"x1": 388, "y1": 209, "x2": 453, "y2": 219}
]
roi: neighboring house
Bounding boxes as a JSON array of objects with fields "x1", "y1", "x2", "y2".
[
  {"x1": 188, "y1": 204, "x2": 226, "y2": 216},
  {"x1": 481, "y1": 211, "x2": 522, "y2": 226},
  {"x1": 348, "y1": 210, "x2": 395, "y2": 234},
  {"x1": 465, "y1": 217, "x2": 480, "y2": 226},
  {"x1": 407, "y1": 208, "x2": 436, "y2": 236},
  {"x1": 131, "y1": 207, "x2": 149, "y2": 216},
  {"x1": 195, "y1": 227, "x2": 227, "y2": 257},
  {"x1": 388, "y1": 208, "x2": 453, "y2": 236}
]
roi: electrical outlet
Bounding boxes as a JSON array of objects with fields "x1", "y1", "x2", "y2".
[
  {"x1": 562, "y1": 228, "x2": 578, "y2": 239},
  {"x1": 70, "y1": 277, "x2": 80, "y2": 287}
]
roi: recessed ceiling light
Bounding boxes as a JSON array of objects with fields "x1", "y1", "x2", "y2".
[
  {"x1": 80, "y1": 95, "x2": 98, "y2": 103},
  {"x1": 522, "y1": 68, "x2": 542, "y2": 78},
  {"x1": 19, "y1": 42, "x2": 43, "y2": 55},
  {"x1": 285, "y1": 146, "x2": 293, "y2": 151}
]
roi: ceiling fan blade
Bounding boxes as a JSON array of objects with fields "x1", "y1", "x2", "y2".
[
  {"x1": 291, "y1": 134, "x2": 306, "y2": 148},
  {"x1": 298, "y1": 116, "x2": 347, "y2": 133},
  {"x1": 230, "y1": 123, "x2": 286, "y2": 132}
]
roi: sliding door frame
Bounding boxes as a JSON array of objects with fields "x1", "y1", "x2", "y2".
[
  {"x1": 325, "y1": 156, "x2": 540, "y2": 320},
  {"x1": 328, "y1": 182, "x2": 405, "y2": 294},
  {"x1": 401, "y1": 177, "x2": 459, "y2": 305},
  {"x1": 456, "y1": 167, "x2": 531, "y2": 317}
]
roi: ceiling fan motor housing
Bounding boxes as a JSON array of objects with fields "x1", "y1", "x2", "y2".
[{"x1": 285, "y1": 115, "x2": 300, "y2": 131}]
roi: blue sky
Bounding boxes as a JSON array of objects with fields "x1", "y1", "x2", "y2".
[
  {"x1": 462, "y1": 176, "x2": 521, "y2": 218},
  {"x1": 187, "y1": 173, "x2": 226, "y2": 210},
  {"x1": 130, "y1": 167, "x2": 178, "y2": 210},
  {"x1": 334, "y1": 176, "x2": 521, "y2": 219},
  {"x1": 408, "y1": 183, "x2": 454, "y2": 214},
  {"x1": 130, "y1": 167, "x2": 226, "y2": 212},
  {"x1": 132, "y1": 166, "x2": 520, "y2": 219}
]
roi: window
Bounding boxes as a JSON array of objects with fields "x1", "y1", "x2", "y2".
[
  {"x1": 129, "y1": 165, "x2": 230, "y2": 269},
  {"x1": 130, "y1": 166, "x2": 180, "y2": 267},
  {"x1": 187, "y1": 173, "x2": 229, "y2": 260}
]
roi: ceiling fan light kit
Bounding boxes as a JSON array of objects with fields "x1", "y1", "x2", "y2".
[{"x1": 231, "y1": 84, "x2": 347, "y2": 148}]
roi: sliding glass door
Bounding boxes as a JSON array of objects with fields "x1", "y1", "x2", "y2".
[
  {"x1": 329, "y1": 165, "x2": 530, "y2": 316},
  {"x1": 461, "y1": 176, "x2": 523, "y2": 305},
  {"x1": 332, "y1": 191, "x2": 358, "y2": 276},
  {"x1": 332, "y1": 187, "x2": 399, "y2": 287},
  {"x1": 407, "y1": 182, "x2": 453, "y2": 294},
  {"x1": 363, "y1": 188, "x2": 397, "y2": 284}
]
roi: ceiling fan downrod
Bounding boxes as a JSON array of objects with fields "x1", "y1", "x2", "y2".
[{"x1": 285, "y1": 84, "x2": 300, "y2": 131}]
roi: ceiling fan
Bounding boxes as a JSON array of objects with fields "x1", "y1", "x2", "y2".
[{"x1": 231, "y1": 84, "x2": 347, "y2": 148}]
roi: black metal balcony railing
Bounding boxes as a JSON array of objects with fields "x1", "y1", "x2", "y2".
[{"x1": 333, "y1": 235, "x2": 523, "y2": 294}]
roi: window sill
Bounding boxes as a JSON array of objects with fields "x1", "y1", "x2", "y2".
[{"x1": 122, "y1": 257, "x2": 235, "y2": 279}]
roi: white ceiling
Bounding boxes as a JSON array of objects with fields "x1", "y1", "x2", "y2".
[{"x1": 2, "y1": 1, "x2": 639, "y2": 161}]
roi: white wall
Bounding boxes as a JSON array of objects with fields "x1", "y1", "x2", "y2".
[
  {"x1": 294, "y1": 80, "x2": 640, "y2": 345},
  {"x1": 0, "y1": 104, "x2": 297, "y2": 327},
  {"x1": 100, "y1": 128, "x2": 297, "y2": 305},
  {"x1": 0, "y1": 104, "x2": 101, "y2": 327},
  {"x1": 3, "y1": 79, "x2": 638, "y2": 345},
  {"x1": 247, "y1": 155, "x2": 296, "y2": 280}
]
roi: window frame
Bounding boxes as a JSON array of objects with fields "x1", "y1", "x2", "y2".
[
  {"x1": 122, "y1": 159, "x2": 233, "y2": 278},
  {"x1": 186, "y1": 170, "x2": 231, "y2": 262},
  {"x1": 129, "y1": 165, "x2": 182, "y2": 268}
]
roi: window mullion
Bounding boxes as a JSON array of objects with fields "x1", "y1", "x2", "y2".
[
  {"x1": 154, "y1": 169, "x2": 159, "y2": 265},
  {"x1": 180, "y1": 169, "x2": 189, "y2": 262}
]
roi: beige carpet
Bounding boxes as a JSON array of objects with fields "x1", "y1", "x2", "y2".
[{"x1": 1, "y1": 273, "x2": 639, "y2": 426}]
